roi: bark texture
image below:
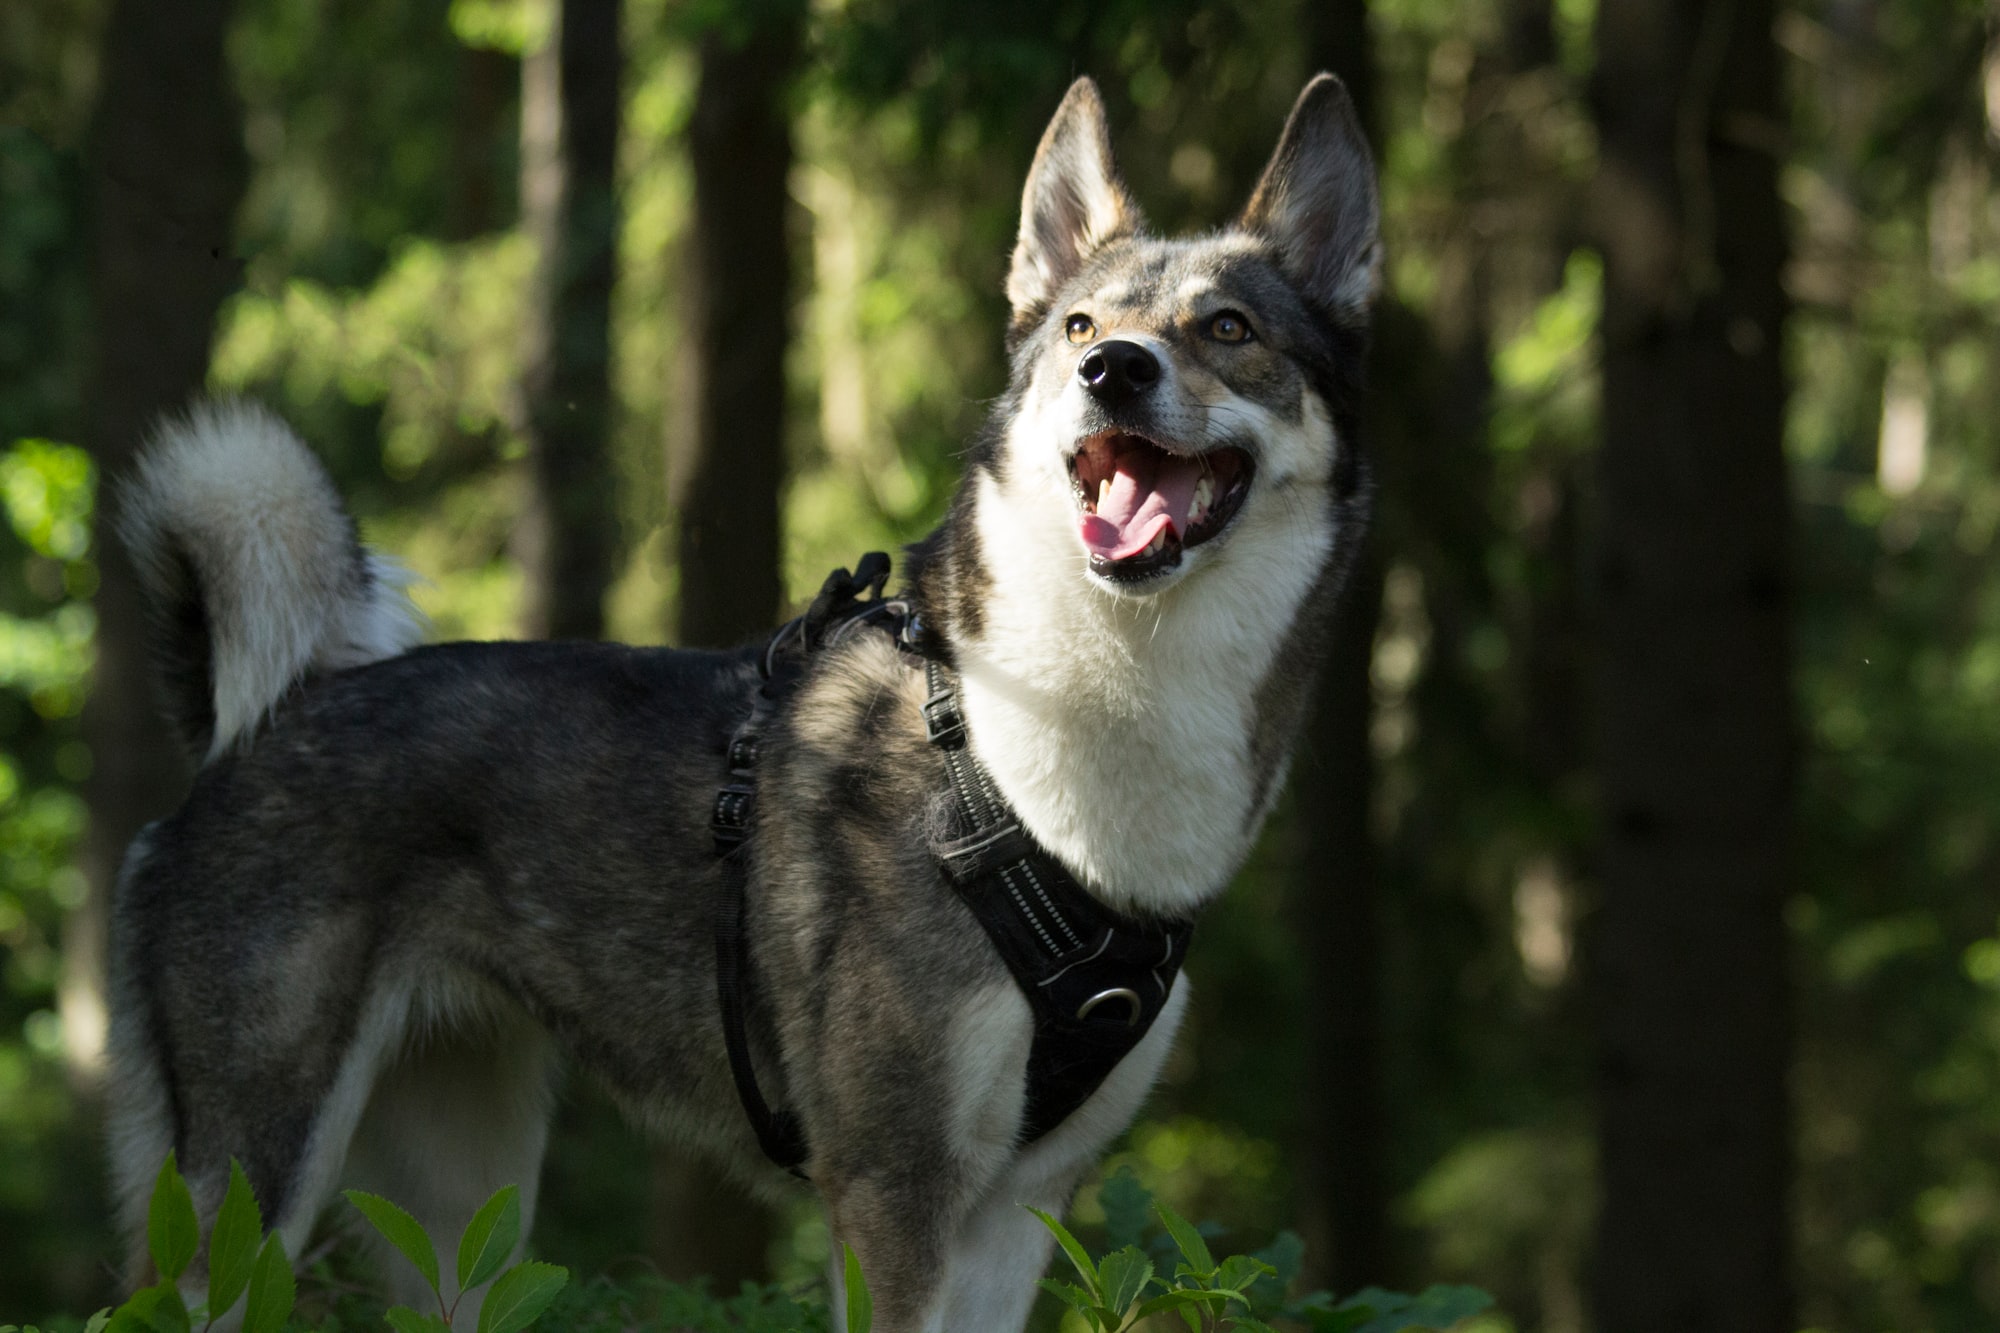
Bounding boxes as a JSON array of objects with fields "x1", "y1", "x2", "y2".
[
  {"x1": 650, "y1": 4, "x2": 805, "y2": 1278},
  {"x1": 1290, "y1": 0, "x2": 1390, "y2": 1289},
  {"x1": 66, "y1": 0, "x2": 248, "y2": 1079},
  {"x1": 1589, "y1": 1, "x2": 1795, "y2": 1328},
  {"x1": 669, "y1": 13, "x2": 800, "y2": 647},
  {"x1": 518, "y1": 0, "x2": 623, "y2": 640}
]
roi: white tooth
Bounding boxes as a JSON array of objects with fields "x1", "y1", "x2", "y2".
[
  {"x1": 1190, "y1": 477, "x2": 1214, "y2": 524},
  {"x1": 1098, "y1": 477, "x2": 1112, "y2": 509}
]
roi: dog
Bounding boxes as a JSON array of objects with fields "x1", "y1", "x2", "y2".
[{"x1": 105, "y1": 73, "x2": 1379, "y2": 1332}]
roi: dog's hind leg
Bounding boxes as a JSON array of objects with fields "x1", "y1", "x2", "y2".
[
  {"x1": 107, "y1": 845, "x2": 412, "y2": 1303},
  {"x1": 340, "y1": 989, "x2": 556, "y2": 1322}
]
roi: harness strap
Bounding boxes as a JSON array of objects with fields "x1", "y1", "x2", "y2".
[
  {"x1": 710, "y1": 555, "x2": 896, "y2": 1180},
  {"x1": 923, "y1": 658, "x2": 1193, "y2": 1144},
  {"x1": 709, "y1": 553, "x2": 1194, "y2": 1175}
]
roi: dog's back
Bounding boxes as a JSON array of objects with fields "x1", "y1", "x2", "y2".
[{"x1": 104, "y1": 406, "x2": 761, "y2": 1306}]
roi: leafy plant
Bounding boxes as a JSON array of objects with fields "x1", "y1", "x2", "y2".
[
  {"x1": 15, "y1": 1155, "x2": 572, "y2": 1333},
  {"x1": 342, "y1": 1184, "x2": 568, "y2": 1333},
  {"x1": 40, "y1": 1153, "x2": 299, "y2": 1333},
  {"x1": 841, "y1": 1244, "x2": 871, "y2": 1333},
  {"x1": 1031, "y1": 1189, "x2": 1492, "y2": 1333}
]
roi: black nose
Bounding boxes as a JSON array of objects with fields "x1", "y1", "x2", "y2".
[{"x1": 1076, "y1": 339, "x2": 1161, "y2": 408}]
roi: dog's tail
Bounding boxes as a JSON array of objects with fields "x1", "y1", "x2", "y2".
[{"x1": 118, "y1": 400, "x2": 426, "y2": 763}]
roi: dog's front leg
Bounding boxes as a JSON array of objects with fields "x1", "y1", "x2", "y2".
[
  {"x1": 807, "y1": 979, "x2": 1038, "y2": 1332},
  {"x1": 935, "y1": 976, "x2": 1192, "y2": 1332},
  {"x1": 820, "y1": 1169, "x2": 955, "y2": 1333}
]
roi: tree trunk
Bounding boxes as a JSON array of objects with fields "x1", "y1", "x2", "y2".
[
  {"x1": 668, "y1": 12, "x2": 800, "y2": 647},
  {"x1": 1290, "y1": 0, "x2": 1390, "y2": 1291},
  {"x1": 649, "y1": 4, "x2": 803, "y2": 1280},
  {"x1": 1588, "y1": 1, "x2": 1794, "y2": 1328},
  {"x1": 65, "y1": 0, "x2": 248, "y2": 1083},
  {"x1": 1292, "y1": 539, "x2": 1388, "y2": 1290},
  {"x1": 517, "y1": 0, "x2": 623, "y2": 641}
]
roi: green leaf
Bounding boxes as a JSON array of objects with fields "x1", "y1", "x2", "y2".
[
  {"x1": 240, "y1": 1233, "x2": 295, "y2": 1333},
  {"x1": 1341, "y1": 1284, "x2": 1494, "y2": 1333},
  {"x1": 146, "y1": 1153, "x2": 199, "y2": 1282},
  {"x1": 476, "y1": 1261, "x2": 568, "y2": 1333},
  {"x1": 104, "y1": 1282, "x2": 188, "y2": 1333},
  {"x1": 1214, "y1": 1254, "x2": 1276, "y2": 1297},
  {"x1": 1097, "y1": 1247, "x2": 1153, "y2": 1318},
  {"x1": 1026, "y1": 1206, "x2": 1099, "y2": 1297},
  {"x1": 83, "y1": 1309, "x2": 113, "y2": 1333},
  {"x1": 1035, "y1": 1279, "x2": 1098, "y2": 1314},
  {"x1": 456, "y1": 1185, "x2": 522, "y2": 1293},
  {"x1": 1248, "y1": 1231, "x2": 1304, "y2": 1305},
  {"x1": 385, "y1": 1307, "x2": 452, "y2": 1333},
  {"x1": 205, "y1": 1160, "x2": 262, "y2": 1319},
  {"x1": 1098, "y1": 1167, "x2": 1154, "y2": 1253},
  {"x1": 1229, "y1": 1319, "x2": 1279, "y2": 1333},
  {"x1": 344, "y1": 1190, "x2": 441, "y2": 1295},
  {"x1": 1135, "y1": 1289, "x2": 1222, "y2": 1322},
  {"x1": 842, "y1": 1244, "x2": 872, "y2": 1333},
  {"x1": 1153, "y1": 1202, "x2": 1214, "y2": 1279},
  {"x1": 103, "y1": 1289, "x2": 154, "y2": 1333}
]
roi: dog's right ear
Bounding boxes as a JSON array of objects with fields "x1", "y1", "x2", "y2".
[{"x1": 1007, "y1": 78, "x2": 1145, "y2": 329}]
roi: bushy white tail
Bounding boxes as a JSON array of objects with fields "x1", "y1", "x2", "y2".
[{"x1": 118, "y1": 400, "x2": 425, "y2": 761}]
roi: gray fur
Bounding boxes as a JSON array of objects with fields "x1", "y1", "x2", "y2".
[{"x1": 107, "y1": 75, "x2": 1379, "y2": 1333}]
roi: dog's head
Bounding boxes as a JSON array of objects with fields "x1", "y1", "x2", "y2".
[{"x1": 989, "y1": 74, "x2": 1379, "y2": 596}]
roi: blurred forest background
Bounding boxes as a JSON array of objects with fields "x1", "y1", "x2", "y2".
[{"x1": 3, "y1": 0, "x2": 2000, "y2": 1329}]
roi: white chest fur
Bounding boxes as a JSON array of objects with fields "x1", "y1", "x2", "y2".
[{"x1": 954, "y1": 424, "x2": 1337, "y2": 918}]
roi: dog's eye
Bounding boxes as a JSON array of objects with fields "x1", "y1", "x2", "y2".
[
  {"x1": 1065, "y1": 314, "x2": 1097, "y2": 345},
  {"x1": 1207, "y1": 310, "x2": 1253, "y2": 344}
]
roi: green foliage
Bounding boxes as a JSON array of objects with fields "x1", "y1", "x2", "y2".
[
  {"x1": 205, "y1": 1162, "x2": 262, "y2": 1320},
  {"x1": 345, "y1": 1183, "x2": 567, "y2": 1330},
  {"x1": 346, "y1": 1191, "x2": 444, "y2": 1297},
  {"x1": 474, "y1": 1265, "x2": 567, "y2": 1333},
  {"x1": 457, "y1": 1186, "x2": 522, "y2": 1295},
  {"x1": 839, "y1": 1245, "x2": 870, "y2": 1333},
  {"x1": 89, "y1": 1153, "x2": 297, "y2": 1333},
  {"x1": 146, "y1": 1155, "x2": 199, "y2": 1285},
  {"x1": 1032, "y1": 1187, "x2": 1492, "y2": 1333}
]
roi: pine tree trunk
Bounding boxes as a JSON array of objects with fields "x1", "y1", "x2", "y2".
[
  {"x1": 1589, "y1": 1, "x2": 1794, "y2": 1327},
  {"x1": 1290, "y1": 0, "x2": 1389, "y2": 1290},
  {"x1": 517, "y1": 0, "x2": 623, "y2": 641},
  {"x1": 65, "y1": 0, "x2": 248, "y2": 1082},
  {"x1": 668, "y1": 13, "x2": 800, "y2": 647},
  {"x1": 649, "y1": 4, "x2": 803, "y2": 1279}
]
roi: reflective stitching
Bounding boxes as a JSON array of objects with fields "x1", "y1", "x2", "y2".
[
  {"x1": 1000, "y1": 861, "x2": 1060, "y2": 954},
  {"x1": 1017, "y1": 857, "x2": 1085, "y2": 949}
]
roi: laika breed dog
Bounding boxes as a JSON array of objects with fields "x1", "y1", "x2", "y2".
[{"x1": 107, "y1": 74, "x2": 1380, "y2": 1332}]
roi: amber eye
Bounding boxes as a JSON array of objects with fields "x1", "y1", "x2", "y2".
[
  {"x1": 1208, "y1": 310, "x2": 1253, "y2": 343},
  {"x1": 1065, "y1": 314, "x2": 1097, "y2": 345}
]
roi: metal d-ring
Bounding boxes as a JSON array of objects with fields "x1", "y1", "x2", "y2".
[{"x1": 1076, "y1": 987, "x2": 1142, "y2": 1027}]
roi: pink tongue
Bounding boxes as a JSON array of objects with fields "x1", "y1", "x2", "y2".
[{"x1": 1078, "y1": 449, "x2": 1204, "y2": 561}]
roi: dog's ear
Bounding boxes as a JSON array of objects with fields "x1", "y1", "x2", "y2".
[
  {"x1": 1007, "y1": 78, "x2": 1145, "y2": 327},
  {"x1": 1237, "y1": 74, "x2": 1381, "y2": 321}
]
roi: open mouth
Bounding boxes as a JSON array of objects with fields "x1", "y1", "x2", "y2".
[{"x1": 1069, "y1": 431, "x2": 1254, "y2": 582}]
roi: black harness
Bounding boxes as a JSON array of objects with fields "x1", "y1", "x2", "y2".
[{"x1": 710, "y1": 555, "x2": 1194, "y2": 1177}]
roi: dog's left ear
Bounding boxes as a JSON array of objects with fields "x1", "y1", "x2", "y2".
[
  {"x1": 1007, "y1": 78, "x2": 1145, "y2": 327},
  {"x1": 1237, "y1": 74, "x2": 1381, "y2": 321}
]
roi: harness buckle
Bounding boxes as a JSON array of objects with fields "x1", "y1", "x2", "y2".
[
  {"x1": 712, "y1": 782, "x2": 756, "y2": 851},
  {"x1": 923, "y1": 689, "x2": 966, "y2": 747}
]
